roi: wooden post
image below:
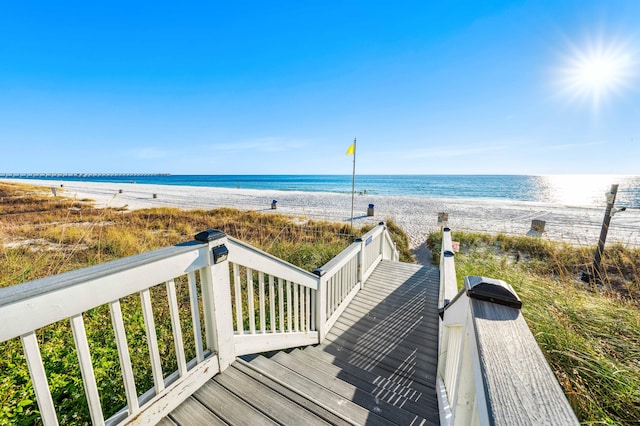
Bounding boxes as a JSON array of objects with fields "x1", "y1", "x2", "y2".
[
  {"x1": 313, "y1": 268, "x2": 327, "y2": 342},
  {"x1": 195, "y1": 230, "x2": 235, "y2": 371},
  {"x1": 591, "y1": 184, "x2": 618, "y2": 282}
]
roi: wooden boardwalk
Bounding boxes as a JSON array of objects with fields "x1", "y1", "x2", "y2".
[{"x1": 162, "y1": 260, "x2": 440, "y2": 425}]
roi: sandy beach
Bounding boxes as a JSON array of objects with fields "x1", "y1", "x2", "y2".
[{"x1": 6, "y1": 179, "x2": 640, "y2": 255}]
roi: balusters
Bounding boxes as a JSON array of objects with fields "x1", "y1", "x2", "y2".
[
  {"x1": 187, "y1": 271, "x2": 204, "y2": 363},
  {"x1": 269, "y1": 275, "x2": 276, "y2": 333},
  {"x1": 70, "y1": 314, "x2": 105, "y2": 425},
  {"x1": 246, "y1": 268, "x2": 255, "y2": 334},
  {"x1": 278, "y1": 278, "x2": 285, "y2": 333},
  {"x1": 166, "y1": 280, "x2": 187, "y2": 377},
  {"x1": 293, "y1": 282, "x2": 299, "y2": 332},
  {"x1": 286, "y1": 280, "x2": 292, "y2": 332},
  {"x1": 259, "y1": 272, "x2": 266, "y2": 333},
  {"x1": 109, "y1": 300, "x2": 139, "y2": 415},
  {"x1": 21, "y1": 331, "x2": 59, "y2": 426},
  {"x1": 140, "y1": 289, "x2": 164, "y2": 393},
  {"x1": 233, "y1": 264, "x2": 242, "y2": 333}
]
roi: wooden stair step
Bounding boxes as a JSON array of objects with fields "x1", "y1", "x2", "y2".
[
  {"x1": 214, "y1": 363, "x2": 333, "y2": 425},
  {"x1": 192, "y1": 379, "x2": 279, "y2": 425},
  {"x1": 302, "y1": 345, "x2": 435, "y2": 397},
  {"x1": 248, "y1": 354, "x2": 396, "y2": 426},
  {"x1": 323, "y1": 330, "x2": 438, "y2": 381},
  {"x1": 270, "y1": 351, "x2": 433, "y2": 425},
  {"x1": 166, "y1": 396, "x2": 226, "y2": 426},
  {"x1": 332, "y1": 311, "x2": 439, "y2": 350},
  {"x1": 234, "y1": 359, "x2": 353, "y2": 426},
  {"x1": 286, "y1": 348, "x2": 440, "y2": 420}
]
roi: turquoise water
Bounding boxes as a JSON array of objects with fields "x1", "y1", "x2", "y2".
[{"x1": 15, "y1": 174, "x2": 640, "y2": 208}]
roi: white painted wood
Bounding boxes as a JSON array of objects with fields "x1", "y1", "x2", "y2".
[
  {"x1": 110, "y1": 300, "x2": 140, "y2": 414},
  {"x1": 186, "y1": 272, "x2": 204, "y2": 363},
  {"x1": 444, "y1": 325, "x2": 463, "y2": 406},
  {"x1": 286, "y1": 281, "x2": 292, "y2": 332},
  {"x1": 440, "y1": 229, "x2": 458, "y2": 308},
  {"x1": 305, "y1": 287, "x2": 310, "y2": 332},
  {"x1": 70, "y1": 314, "x2": 105, "y2": 425},
  {"x1": 21, "y1": 331, "x2": 59, "y2": 426},
  {"x1": 246, "y1": 268, "x2": 255, "y2": 334},
  {"x1": 166, "y1": 280, "x2": 187, "y2": 377},
  {"x1": 206, "y1": 237, "x2": 236, "y2": 371},
  {"x1": 140, "y1": 290, "x2": 164, "y2": 393},
  {"x1": 362, "y1": 253, "x2": 382, "y2": 282},
  {"x1": 310, "y1": 287, "x2": 315, "y2": 332},
  {"x1": 318, "y1": 242, "x2": 360, "y2": 278},
  {"x1": 436, "y1": 377, "x2": 454, "y2": 426},
  {"x1": 357, "y1": 239, "x2": 365, "y2": 287},
  {"x1": 269, "y1": 275, "x2": 276, "y2": 333},
  {"x1": 198, "y1": 266, "x2": 217, "y2": 352},
  {"x1": 293, "y1": 283, "x2": 299, "y2": 332},
  {"x1": 258, "y1": 272, "x2": 265, "y2": 333},
  {"x1": 324, "y1": 281, "x2": 361, "y2": 336},
  {"x1": 227, "y1": 238, "x2": 318, "y2": 289},
  {"x1": 233, "y1": 264, "x2": 242, "y2": 333},
  {"x1": 115, "y1": 354, "x2": 220, "y2": 426},
  {"x1": 278, "y1": 278, "x2": 284, "y2": 333},
  {"x1": 234, "y1": 331, "x2": 319, "y2": 356},
  {"x1": 0, "y1": 246, "x2": 207, "y2": 342},
  {"x1": 315, "y1": 276, "x2": 327, "y2": 341}
]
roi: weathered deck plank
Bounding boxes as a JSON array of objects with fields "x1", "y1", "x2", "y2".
[{"x1": 164, "y1": 260, "x2": 440, "y2": 425}]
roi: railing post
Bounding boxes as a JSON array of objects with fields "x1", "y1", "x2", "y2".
[
  {"x1": 195, "y1": 230, "x2": 235, "y2": 371},
  {"x1": 378, "y1": 222, "x2": 386, "y2": 259},
  {"x1": 355, "y1": 238, "x2": 364, "y2": 288},
  {"x1": 313, "y1": 268, "x2": 327, "y2": 342}
]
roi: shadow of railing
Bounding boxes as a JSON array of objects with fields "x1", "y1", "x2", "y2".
[{"x1": 320, "y1": 263, "x2": 441, "y2": 422}]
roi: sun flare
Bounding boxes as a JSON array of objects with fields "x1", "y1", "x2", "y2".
[{"x1": 557, "y1": 37, "x2": 636, "y2": 110}]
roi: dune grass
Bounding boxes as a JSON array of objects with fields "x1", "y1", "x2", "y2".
[
  {"x1": 428, "y1": 231, "x2": 640, "y2": 425},
  {"x1": 0, "y1": 182, "x2": 412, "y2": 424}
]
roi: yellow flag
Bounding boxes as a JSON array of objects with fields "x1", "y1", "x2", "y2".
[{"x1": 346, "y1": 143, "x2": 355, "y2": 155}]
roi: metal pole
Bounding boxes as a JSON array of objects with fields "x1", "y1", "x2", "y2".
[
  {"x1": 350, "y1": 137, "x2": 356, "y2": 230},
  {"x1": 591, "y1": 183, "x2": 618, "y2": 281}
]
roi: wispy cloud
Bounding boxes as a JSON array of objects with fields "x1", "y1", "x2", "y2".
[
  {"x1": 541, "y1": 141, "x2": 607, "y2": 151},
  {"x1": 128, "y1": 147, "x2": 170, "y2": 159},
  {"x1": 203, "y1": 137, "x2": 310, "y2": 153},
  {"x1": 403, "y1": 144, "x2": 510, "y2": 159}
]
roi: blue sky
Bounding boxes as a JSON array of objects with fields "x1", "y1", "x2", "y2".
[{"x1": 1, "y1": 1, "x2": 639, "y2": 175}]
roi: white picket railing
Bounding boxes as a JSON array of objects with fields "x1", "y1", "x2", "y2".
[
  {"x1": 226, "y1": 237, "x2": 320, "y2": 355},
  {"x1": 436, "y1": 228, "x2": 579, "y2": 426},
  {"x1": 0, "y1": 223, "x2": 397, "y2": 425}
]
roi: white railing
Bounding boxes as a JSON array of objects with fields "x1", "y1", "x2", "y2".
[
  {"x1": 0, "y1": 223, "x2": 398, "y2": 425},
  {"x1": 436, "y1": 228, "x2": 579, "y2": 426},
  {"x1": 226, "y1": 237, "x2": 320, "y2": 355}
]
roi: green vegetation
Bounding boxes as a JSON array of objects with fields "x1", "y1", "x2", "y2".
[
  {"x1": 0, "y1": 182, "x2": 411, "y2": 424},
  {"x1": 428, "y1": 231, "x2": 640, "y2": 425}
]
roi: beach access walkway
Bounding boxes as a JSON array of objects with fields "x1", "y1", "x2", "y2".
[
  {"x1": 0, "y1": 223, "x2": 579, "y2": 425},
  {"x1": 161, "y1": 260, "x2": 440, "y2": 425}
]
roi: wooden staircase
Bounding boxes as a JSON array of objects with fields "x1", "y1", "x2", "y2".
[{"x1": 162, "y1": 261, "x2": 440, "y2": 425}]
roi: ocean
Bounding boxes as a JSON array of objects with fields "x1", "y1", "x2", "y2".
[{"x1": 14, "y1": 174, "x2": 640, "y2": 209}]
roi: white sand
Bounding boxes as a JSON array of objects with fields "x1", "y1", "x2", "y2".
[{"x1": 7, "y1": 179, "x2": 640, "y2": 253}]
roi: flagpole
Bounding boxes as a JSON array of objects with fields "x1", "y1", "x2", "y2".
[{"x1": 350, "y1": 137, "x2": 356, "y2": 230}]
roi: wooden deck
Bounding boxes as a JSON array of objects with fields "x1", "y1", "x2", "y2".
[{"x1": 162, "y1": 260, "x2": 440, "y2": 425}]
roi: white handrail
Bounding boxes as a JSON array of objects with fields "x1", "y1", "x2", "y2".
[
  {"x1": 436, "y1": 228, "x2": 579, "y2": 425},
  {"x1": 0, "y1": 236, "x2": 224, "y2": 426},
  {"x1": 1, "y1": 223, "x2": 400, "y2": 425}
]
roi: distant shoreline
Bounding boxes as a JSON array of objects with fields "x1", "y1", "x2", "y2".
[{"x1": 5, "y1": 178, "x2": 640, "y2": 250}]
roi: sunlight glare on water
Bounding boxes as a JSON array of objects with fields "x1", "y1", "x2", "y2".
[{"x1": 537, "y1": 174, "x2": 625, "y2": 206}]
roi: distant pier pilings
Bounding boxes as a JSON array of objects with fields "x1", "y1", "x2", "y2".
[{"x1": 1, "y1": 173, "x2": 171, "y2": 179}]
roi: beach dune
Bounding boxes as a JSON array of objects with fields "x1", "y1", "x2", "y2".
[{"x1": 7, "y1": 179, "x2": 640, "y2": 253}]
